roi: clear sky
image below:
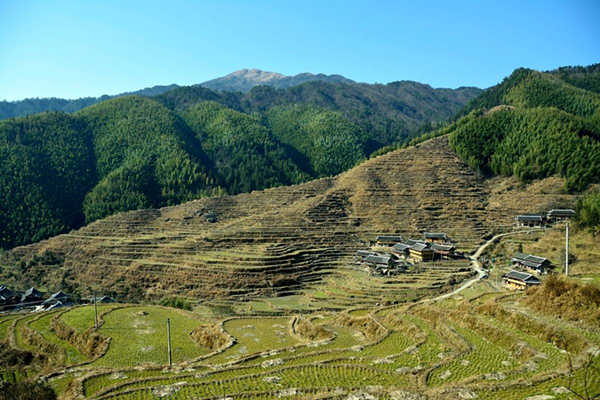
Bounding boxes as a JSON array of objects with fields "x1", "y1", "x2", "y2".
[{"x1": 0, "y1": 0, "x2": 598, "y2": 101}]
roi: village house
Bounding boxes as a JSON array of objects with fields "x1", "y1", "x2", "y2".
[
  {"x1": 424, "y1": 232, "x2": 450, "y2": 243},
  {"x1": 0, "y1": 286, "x2": 17, "y2": 306},
  {"x1": 363, "y1": 254, "x2": 403, "y2": 276},
  {"x1": 511, "y1": 252, "x2": 553, "y2": 274},
  {"x1": 43, "y1": 291, "x2": 71, "y2": 307},
  {"x1": 409, "y1": 242, "x2": 435, "y2": 262},
  {"x1": 20, "y1": 287, "x2": 44, "y2": 305},
  {"x1": 355, "y1": 250, "x2": 378, "y2": 263},
  {"x1": 515, "y1": 214, "x2": 544, "y2": 227},
  {"x1": 502, "y1": 270, "x2": 541, "y2": 290},
  {"x1": 375, "y1": 235, "x2": 404, "y2": 246},
  {"x1": 546, "y1": 209, "x2": 576, "y2": 223},
  {"x1": 391, "y1": 243, "x2": 411, "y2": 258},
  {"x1": 431, "y1": 243, "x2": 456, "y2": 259}
]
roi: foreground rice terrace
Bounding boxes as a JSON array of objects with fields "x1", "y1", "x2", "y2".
[
  {"x1": 1, "y1": 137, "x2": 576, "y2": 305},
  {"x1": 2, "y1": 272, "x2": 599, "y2": 399}
]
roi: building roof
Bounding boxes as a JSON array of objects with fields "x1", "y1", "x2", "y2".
[
  {"x1": 411, "y1": 242, "x2": 432, "y2": 252},
  {"x1": 365, "y1": 255, "x2": 393, "y2": 265},
  {"x1": 547, "y1": 209, "x2": 576, "y2": 217},
  {"x1": 356, "y1": 250, "x2": 377, "y2": 257},
  {"x1": 516, "y1": 215, "x2": 543, "y2": 222},
  {"x1": 432, "y1": 243, "x2": 455, "y2": 252},
  {"x1": 44, "y1": 291, "x2": 69, "y2": 304},
  {"x1": 503, "y1": 270, "x2": 540, "y2": 284},
  {"x1": 404, "y1": 238, "x2": 427, "y2": 246},
  {"x1": 512, "y1": 252, "x2": 549, "y2": 268},
  {"x1": 376, "y1": 235, "x2": 404, "y2": 242},
  {"x1": 0, "y1": 286, "x2": 13, "y2": 297},
  {"x1": 22, "y1": 287, "x2": 43, "y2": 298},
  {"x1": 424, "y1": 232, "x2": 448, "y2": 240},
  {"x1": 392, "y1": 243, "x2": 411, "y2": 252}
]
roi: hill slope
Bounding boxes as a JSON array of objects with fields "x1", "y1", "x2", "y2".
[{"x1": 0, "y1": 136, "x2": 578, "y2": 302}]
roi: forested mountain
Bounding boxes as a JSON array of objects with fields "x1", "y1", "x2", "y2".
[
  {"x1": 199, "y1": 68, "x2": 354, "y2": 92},
  {"x1": 156, "y1": 80, "x2": 481, "y2": 151},
  {"x1": 0, "y1": 94, "x2": 379, "y2": 249},
  {"x1": 447, "y1": 65, "x2": 600, "y2": 192}
]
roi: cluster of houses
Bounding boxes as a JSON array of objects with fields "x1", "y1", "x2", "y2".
[
  {"x1": 0, "y1": 285, "x2": 114, "y2": 313},
  {"x1": 515, "y1": 208, "x2": 576, "y2": 228},
  {"x1": 356, "y1": 232, "x2": 462, "y2": 276},
  {"x1": 381, "y1": 232, "x2": 460, "y2": 262},
  {"x1": 501, "y1": 252, "x2": 555, "y2": 290}
]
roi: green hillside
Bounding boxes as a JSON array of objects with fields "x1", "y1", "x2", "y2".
[
  {"x1": 180, "y1": 101, "x2": 309, "y2": 193},
  {"x1": 0, "y1": 96, "x2": 374, "y2": 249},
  {"x1": 0, "y1": 112, "x2": 95, "y2": 248},
  {"x1": 447, "y1": 67, "x2": 600, "y2": 192},
  {"x1": 157, "y1": 80, "x2": 481, "y2": 151}
]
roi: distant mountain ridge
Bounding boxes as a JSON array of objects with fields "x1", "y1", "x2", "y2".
[
  {"x1": 0, "y1": 69, "x2": 470, "y2": 120},
  {"x1": 198, "y1": 68, "x2": 355, "y2": 92}
]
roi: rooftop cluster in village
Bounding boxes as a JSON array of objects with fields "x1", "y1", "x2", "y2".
[
  {"x1": 0, "y1": 285, "x2": 114, "y2": 313},
  {"x1": 356, "y1": 232, "x2": 463, "y2": 276},
  {"x1": 515, "y1": 208, "x2": 576, "y2": 227}
]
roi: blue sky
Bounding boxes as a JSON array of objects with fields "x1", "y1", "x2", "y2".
[{"x1": 0, "y1": 0, "x2": 598, "y2": 101}]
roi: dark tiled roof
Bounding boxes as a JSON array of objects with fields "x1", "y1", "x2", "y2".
[
  {"x1": 503, "y1": 270, "x2": 540, "y2": 284},
  {"x1": 392, "y1": 243, "x2": 411, "y2": 252},
  {"x1": 424, "y1": 232, "x2": 448, "y2": 240},
  {"x1": 516, "y1": 215, "x2": 543, "y2": 222},
  {"x1": 512, "y1": 252, "x2": 549, "y2": 267},
  {"x1": 404, "y1": 238, "x2": 427, "y2": 246},
  {"x1": 432, "y1": 243, "x2": 455, "y2": 252},
  {"x1": 547, "y1": 209, "x2": 576, "y2": 217},
  {"x1": 376, "y1": 235, "x2": 404, "y2": 242},
  {"x1": 365, "y1": 255, "x2": 392, "y2": 265},
  {"x1": 356, "y1": 250, "x2": 377, "y2": 257},
  {"x1": 411, "y1": 242, "x2": 432, "y2": 252},
  {"x1": 22, "y1": 287, "x2": 43, "y2": 298}
]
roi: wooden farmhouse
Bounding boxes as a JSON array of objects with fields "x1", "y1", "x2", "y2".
[
  {"x1": 20, "y1": 287, "x2": 44, "y2": 304},
  {"x1": 511, "y1": 252, "x2": 553, "y2": 274},
  {"x1": 363, "y1": 254, "x2": 404, "y2": 276},
  {"x1": 546, "y1": 209, "x2": 576, "y2": 223},
  {"x1": 0, "y1": 286, "x2": 18, "y2": 306},
  {"x1": 355, "y1": 250, "x2": 378, "y2": 263},
  {"x1": 424, "y1": 232, "x2": 450, "y2": 243},
  {"x1": 43, "y1": 290, "x2": 70, "y2": 306},
  {"x1": 431, "y1": 243, "x2": 456, "y2": 259},
  {"x1": 409, "y1": 242, "x2": 435, "y2": 262},
  {"x1": 376, "y1": 235, "x2": 404, "y2": 246},
  {"x1": 502, "y1": 270, "x2": 541, "y2": 290},
  {"x1": 515, "y1": 214, "x2": 544, "y2": 227},
  {"x1": 391, "y1": 243, "x2": 411, "y2": 258}
]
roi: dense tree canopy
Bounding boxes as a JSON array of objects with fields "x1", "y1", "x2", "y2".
[{"x1": 448, "y1": 68, "x2": 600, "y2": 192}]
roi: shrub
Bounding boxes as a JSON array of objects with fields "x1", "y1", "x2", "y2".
[
  {"x1": 0, "y1": 381, "x2": 56, "y2": 400},
  {"x1": 159, "y1": 297, "x2": 192, "y2": 311}
]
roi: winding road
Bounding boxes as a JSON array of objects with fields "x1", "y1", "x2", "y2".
[{"x1": 429, "y1": 229, "x2": 541, "y2": 302}]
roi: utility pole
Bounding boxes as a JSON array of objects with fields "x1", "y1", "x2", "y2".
[
  {"x1": 93, "y1": 291, "x2": 99, "y2": 329},
  {"x1": 166, "y1": 318, "x2": 172, "y2": 367},
  {"x1": 565, "y1": 222, "x2": 569, "y2": 276}
]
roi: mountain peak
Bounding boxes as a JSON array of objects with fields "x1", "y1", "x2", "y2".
[{"x1": 200, "y1": 69, "x2": 354, "y2": 92}]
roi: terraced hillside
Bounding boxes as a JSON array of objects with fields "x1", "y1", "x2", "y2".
[{"x1": 1, "y1": 137, "x2": 577, "y2": 307}]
